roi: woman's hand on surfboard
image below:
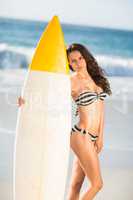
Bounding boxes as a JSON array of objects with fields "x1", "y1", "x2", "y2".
[{"x1": 17, "y1": 96, "x2": 25, "y2": 106}]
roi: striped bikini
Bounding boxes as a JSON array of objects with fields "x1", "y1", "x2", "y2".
[
  {"x1": 71, "y1": 90, "x2": 108, "y2": 141},
  {"x1": 75, "y1": 90, "x2": 108, "y2": 106},
  {"x1": 71, "y1": 124, "x2": 99, "y2": 142}
]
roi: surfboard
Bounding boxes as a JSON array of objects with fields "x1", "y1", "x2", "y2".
[{"x1": 13, "y1": 16, "x2": 71, "y2": 200}]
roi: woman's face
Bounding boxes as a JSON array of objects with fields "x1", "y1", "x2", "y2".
[{"x1": 68, "y1": 50, "x2": 87, "y2": 72}]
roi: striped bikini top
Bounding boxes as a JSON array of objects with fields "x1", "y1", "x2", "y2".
[{"x1": 74, "y1": 90, "x2": 108, "y2": 106}]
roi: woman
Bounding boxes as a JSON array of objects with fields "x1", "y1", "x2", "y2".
[
  {"x1": 66, "y1": 43, "x2": 112, "y2": 200},
  {"x1": 18, "y1": 43, "x2": 112, "y2": 200}
]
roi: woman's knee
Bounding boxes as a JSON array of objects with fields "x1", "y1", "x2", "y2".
[
  {"x1": 92, "y1": 179, "x2": 103, "y2": 191},
  {"x1": 70, "y1": 180, "x2": 83, "y2": 193}
]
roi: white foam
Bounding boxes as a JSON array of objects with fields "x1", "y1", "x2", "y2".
[
  {"x1": 0, "y1": 43, "x2": 133, "y2": 69},
  {"x1": 0, "y1": 43, "x2": 34, "y2": 59},
  {"x1": 96, "y1": 54, "x2": 133, "y2": 68}
]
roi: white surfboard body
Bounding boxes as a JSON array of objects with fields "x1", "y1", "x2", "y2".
[{"x1": 13, "y1": 15, "x2": 71, "y2": 200}]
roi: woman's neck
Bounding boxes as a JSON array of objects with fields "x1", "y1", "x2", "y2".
[{"x1": 77, "y1": 70, "x2": 91, "y2": 80}]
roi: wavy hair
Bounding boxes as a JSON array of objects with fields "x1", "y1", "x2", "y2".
[{"x1": 67, "y1": 43, "x2": 112, "y2": 95}]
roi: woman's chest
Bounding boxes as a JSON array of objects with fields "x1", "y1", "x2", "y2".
[{"x1": 72, "y1": 78, "x2": 102, "y2": 97}]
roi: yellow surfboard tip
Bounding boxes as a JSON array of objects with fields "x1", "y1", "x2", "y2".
[
  {"x1": 29, "y1": 15, "x2": 70, "y2": 74},
  {"x1": 52, "y1": 15, "x2": 59, "y2": 20}
]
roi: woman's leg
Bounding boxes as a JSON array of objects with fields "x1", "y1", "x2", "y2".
[
  {"x1": 70, "y1": 133, "x2": 103, "y2": 200},
  {"x1": 67, "y1": 155, "x2": 85, "y2": 200}
]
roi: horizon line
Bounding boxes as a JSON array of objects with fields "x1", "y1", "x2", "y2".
[{"x1": 0, "y1": 15, "x2": 133, "y2": 33}]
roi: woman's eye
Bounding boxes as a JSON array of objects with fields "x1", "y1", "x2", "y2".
[{"x1": 72, "y1": 60, "x2": 76, "y2": 64}]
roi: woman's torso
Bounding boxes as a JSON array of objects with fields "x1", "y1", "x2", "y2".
[{"x1": 71, "y1": 73, "x2": 104, "y2": 136}]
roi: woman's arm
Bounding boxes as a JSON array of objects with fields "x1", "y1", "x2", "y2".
[
  {"x1": 98, "y1": 101, "x2": 105, "y2": 141},
  {"x1": 94, "y1": 101, "x2": 105, "y2": 153}
]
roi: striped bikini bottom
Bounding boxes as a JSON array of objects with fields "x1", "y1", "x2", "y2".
[{"x1": 71, "y1": 124, "x2": 99, "y2": 142}]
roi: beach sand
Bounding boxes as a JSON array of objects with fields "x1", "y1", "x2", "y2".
[
  {"x1": 0, "y1": 147, "x2": 133, "y2": 200},
  {"x1": 0, "y1": 69, "x2": 133, "y2": 200},
  {"x1": 65, "y1": 150, "x2": 133, "y2": 200}
]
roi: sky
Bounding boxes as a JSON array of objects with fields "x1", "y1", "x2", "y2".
[{"x1": 0, "y1": 0, "x2": 133, "y2": 30}]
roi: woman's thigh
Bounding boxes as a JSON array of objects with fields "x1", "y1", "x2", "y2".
[{"x1": 70, "y1": 132, "x2": 103, "y2": 185}]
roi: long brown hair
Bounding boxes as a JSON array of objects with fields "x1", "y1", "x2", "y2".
[{"x1": 67, "y1": 43, "x2": 112, "y2": 95}]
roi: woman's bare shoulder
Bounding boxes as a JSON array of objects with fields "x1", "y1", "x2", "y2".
[
  {"x1": 70, "y1": 72, "x2": 77, "y2": 80},
  {"x1": 70, "y1": 73, "x2": 78, "y2": 99},
  {"x1": 96, "y1": 86, "x2": 104, "y2": 93},
  {"x1": 70, "y1": 73, "x2": 77, "y2": 87}
]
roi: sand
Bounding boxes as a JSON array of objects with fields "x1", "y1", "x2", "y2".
[{"x1": 0, "y1": 69, "x2": 133, "y2": 200}]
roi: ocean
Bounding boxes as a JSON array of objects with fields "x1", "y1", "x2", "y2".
[
  {"x1": 0, "y1": 17, "x2": 133, "y2": 76},
  {"x1": 0, "y1": 17, "x2": 133, "y2": 200}
]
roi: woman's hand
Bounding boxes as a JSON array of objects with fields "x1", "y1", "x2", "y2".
[
  {"x1": 17, "y1": 96, "x2": 25, "y2": 107},
  {"x1": 94, "y1": 138, "x2": 103, "y2": 154}
]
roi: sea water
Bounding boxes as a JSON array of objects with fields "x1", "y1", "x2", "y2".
[{"x1": 0, "y1": 17, "x2": 133, "y2": 200}]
